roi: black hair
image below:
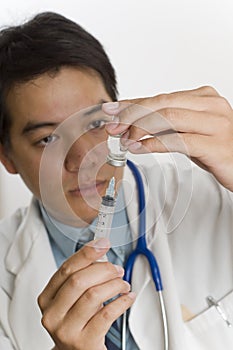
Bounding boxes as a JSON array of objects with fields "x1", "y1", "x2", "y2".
[{"x1": 0, "y1": 11, "x2": 118, "y2": 148}]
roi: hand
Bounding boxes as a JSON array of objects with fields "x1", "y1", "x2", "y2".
[
  {"x1": 38, "y1": 238, "x2": 135, "y2": 350},
  {"x1": 103, "y1": 86, "x2": 233, "y2": 191}
]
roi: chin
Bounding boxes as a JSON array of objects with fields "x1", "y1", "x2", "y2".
[{"x1": 66, "y1": 195, "x2": 101, "y2": 226}]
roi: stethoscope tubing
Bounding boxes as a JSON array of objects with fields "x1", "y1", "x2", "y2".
[
  {"x1": 122, "y1": 159, "x2": 169, "y2": 350},
  {"x1": 124, "y1": 159, "x2": 163, "y2": 291}
]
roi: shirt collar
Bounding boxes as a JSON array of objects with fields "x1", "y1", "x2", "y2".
[{"x1": 39, "y1": 186, "x2": 130, "y2": 260}]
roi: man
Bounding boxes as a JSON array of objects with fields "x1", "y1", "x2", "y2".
[{"x1": 0, "y1": 11, "x2": 233, "y2": 350}]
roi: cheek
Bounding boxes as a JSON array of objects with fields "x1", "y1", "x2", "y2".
[
  {"x1": 86, "y1": 131, "x2": 109, "y2": 165},
  {"x1": 14, "y1": 145, "x2": 40, "y2": 170},
  {"x1": 11, "y1": 149, "x2": 42, "y2": 196}
]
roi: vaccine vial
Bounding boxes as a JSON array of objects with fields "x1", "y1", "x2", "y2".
[{"x1": 107, "y1": 134, "x2": 128, "y2": 167}]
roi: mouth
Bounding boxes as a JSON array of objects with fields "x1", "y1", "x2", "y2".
[{"x1": 69, "y1": 180, "x2": 107, "y2": 197}]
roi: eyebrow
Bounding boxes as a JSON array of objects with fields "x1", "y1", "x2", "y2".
[
  {"x1": 22, "y1": 121, "x2": 58, "y2": 135},
  {"x1": 83, "y1": 101, "x2": 106, "y2": 116},
  {"x1": 22, "y1": 100, "x2": 107, "y2": 135}
]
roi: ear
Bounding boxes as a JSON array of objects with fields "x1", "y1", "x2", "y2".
[{"x1": 0, "y1": 143, "x2": 18, "y2": 174}]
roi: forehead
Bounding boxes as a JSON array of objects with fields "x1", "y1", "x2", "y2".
[{"x1": 6, "y1": 67, "x2": 109, "y2": 129}]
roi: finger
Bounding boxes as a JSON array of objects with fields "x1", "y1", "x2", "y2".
[
  {"x1": 85, "y1": 292, "x2": 136, "y2": 339},
  {"x1": 104, "y1": 89, "x2": 229, "y2": 136},
  {"x1": 138, "y1": 133, "x2": 229, "y2": 183},
  {"x1": 106, "y1": 96, "x2": 228, "y2": 135},
  {"x1": 102, "y1": 101, "x2": 133, "y2": 115},
  {"x1": 62, "y1": 278, "x2": 131, "y2": 331},
  {"x1": 127, "y1": 132, "x2": 211, "y2": 159},
  {"x1": 43, "y1": 263, "x2": 125, "y2": 321},
  {"x1": 120, "y1": 86, "x2": 220, "y2": 108},
  {"x1": 38, "y1": 238, "x2": 110, "y2": 311},
  {"x1": 171, "y1": 85, "x2": 219, "y2": 97},
  {"x1": 118, "y1": 86, "x2": 219, "y2": 109},
  {"x1": 103, "y1": 87, "x2": 212, "y2": 121},
  {"x1": 103, "y1": 100, "x2": 145, "y2": 134},
  {"x1": 121, "y1": 109, "x2": 225, "y2": 147},
  {"x1": 102, "y1": 86, "x2": 219, "y2": 117}
]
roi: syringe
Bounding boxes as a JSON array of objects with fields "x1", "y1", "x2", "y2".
[{"x1": 94, "y1": 177, "x2": 116, "y2": 262}]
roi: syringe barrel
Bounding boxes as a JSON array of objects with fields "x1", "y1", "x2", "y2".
[
  {"x1": 94, "y1": 195, "x2": 115, "y2": 262},
  {"x1": 95, "y1": 199, "x2": 115, "y2": 240}
]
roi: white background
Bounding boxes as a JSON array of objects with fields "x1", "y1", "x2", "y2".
[{"x1": 0, "y1": 0, "x2": 233, "y2": 218}]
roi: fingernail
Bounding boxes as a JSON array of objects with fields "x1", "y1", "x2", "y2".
[
  {"x1": 105, "y1": 116, "x2": 119, "y2": 131},
  {"x1": 128, "y1": 291, "x2": 137, "y2": 299},
  {"x1": 120, "y1": 131, "x2": 132, "y2": 147},
  {"x1": 121, "y1": 130, "x2": 129, "y2": 140},
  {"x1": 128, "y1": 142, "x2": 142, "y2": 151},
  {"x1": 113, "y1": 264, "x2": 124, "y2": 275},
  {"x1": 122, "y1": 138, "x2": 134, "y2": 147},
  {"x1": 92, "y1": 238, "x2": 110, "y2": 252},
  {"x1": 124, "y1": 281, "x2": 131, "y2": 290},
  {"x1": 103, "y1": 101, "x2": 120, "y2": 112}
]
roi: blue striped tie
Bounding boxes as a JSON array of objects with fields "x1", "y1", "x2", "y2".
[{"x1": 105, "y1": 320, "x2": 121, "y2": 349}]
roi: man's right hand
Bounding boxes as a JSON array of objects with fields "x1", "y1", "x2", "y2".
[{"x1": 38, "y1": 238, "x2": 136, "y2": 350}]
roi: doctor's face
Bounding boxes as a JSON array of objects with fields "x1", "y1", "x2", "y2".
[{"x1": 4, "y1": 67, "x2": 123, "y2": 226}]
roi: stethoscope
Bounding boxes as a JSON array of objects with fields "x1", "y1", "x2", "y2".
[{"x1": 122, "y1": 159, "x2": 169, "y2": 350}]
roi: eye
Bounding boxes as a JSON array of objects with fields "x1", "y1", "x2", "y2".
[
  {"x1": 87, "y1": 119, "x2": 106, "y2": 131},
  {"x1": 37, "y1": 134, "x2": 59, "y2": 147}
]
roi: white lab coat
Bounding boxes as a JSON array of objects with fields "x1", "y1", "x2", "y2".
[{"x1": 1, "y1": 155, "x2": 233, "y2": 350}]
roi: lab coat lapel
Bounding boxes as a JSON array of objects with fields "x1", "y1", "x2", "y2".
[
  {"x1": 128, "y1": 227, "x2": 187, "y2": 350},
  {"x1": 5, "y1": 198, "x2": 56, "y2": 350},
  {"x1": 123, "y1": 162, "x2": 186, "y2": 350}
]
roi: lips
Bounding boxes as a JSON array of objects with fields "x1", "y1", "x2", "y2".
[{"x1": 69, "y1": 180, "x2": 107, "y2": 197}]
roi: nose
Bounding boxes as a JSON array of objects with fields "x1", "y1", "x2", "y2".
[{"x1": 64, "y1": 134, "x2": 98, "y2": 172}]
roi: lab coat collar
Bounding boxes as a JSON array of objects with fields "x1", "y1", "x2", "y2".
[
  {"x1": 5, "y1": 197, "x2": 46, "y2": 274},
  {"x1": 5, "y1": 197, "x2": 56, "y2": 350}
]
